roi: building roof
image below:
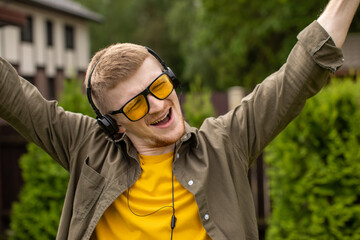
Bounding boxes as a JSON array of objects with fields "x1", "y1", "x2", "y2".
[
  {"x1": 0, "y1": 6, "x2": 27, "y2": 26},
  {"x1": 14, "y1": 0, "x2": 103, "y2": 23}
]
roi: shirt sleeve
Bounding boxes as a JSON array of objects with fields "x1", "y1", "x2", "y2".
[
  {"x1": 207, "y1": 20, "x2": 344, "y2": 167},
  {"x1": 0, "y1": 57, "x2": 96, "y2": 171},
  {"x1": 297, "y1": 21, "x2": 344, "y2": 73}
]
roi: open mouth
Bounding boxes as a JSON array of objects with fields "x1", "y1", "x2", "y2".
[{"x1": 150, "y1": 108, "x2": 172, "y2": 126}]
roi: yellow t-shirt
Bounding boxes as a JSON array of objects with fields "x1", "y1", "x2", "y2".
[{"x1": 95, "y1": 151, "x2": 211, "y2": 240}]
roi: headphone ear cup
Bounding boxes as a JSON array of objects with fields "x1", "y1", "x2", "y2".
[{"x1": 97, "y1": 114, "x2": 119, "y2": 137}]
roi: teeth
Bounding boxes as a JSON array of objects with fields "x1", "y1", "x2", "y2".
[{"x1": 151, "y1": 111, "x2": 169, "y2": 125}]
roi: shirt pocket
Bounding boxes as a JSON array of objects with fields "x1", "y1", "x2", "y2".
[{"x1": 73, "y1": 157, "x2": 105, "y2": 219}]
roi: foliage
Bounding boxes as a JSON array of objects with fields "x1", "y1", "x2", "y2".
[
  {"x1": 183, "y1": 76, "x2": 215, "y2": 128},
  {"x1": 265, "y1": 77, "x2": 360, "y2": 240},
  {"x1": 59, "y1": 78, "x2": 95, "y2": 117},
  {"x1": 74, "y1": 0, "x2": 360, "y2": 91},
  {"x1": 188, "y1": 0, "x2": 330, "y2": 90},
  {"x1": 9, "y1": 144, "x2": 68, "y2": 240},
  {"x1": 74, "y1": 0, "x2": 183, "y2": 81},
  {"x1": 166, "y1": 0, "x2": 205, "y2": 91},
  {"x1": 9, "y1": 79, "x2": 94, "y2": 240}
]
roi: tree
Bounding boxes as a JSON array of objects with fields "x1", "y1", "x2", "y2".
[
  {"x1": 74, "y1": 0, "x2": 182, "y2": 80},
  {"x1": 75, "y1": 0, "x2": 360, "y2": 91},
  {"x1": 169, "y1": 0, "x2": 360, "y2": 90},
  {"x1": 183, "y1": 0, "x2": 331, "y2": 90}
]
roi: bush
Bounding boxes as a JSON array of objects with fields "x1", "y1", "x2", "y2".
[
  {"x1": 183, "y1": 76, "x2": 215, "y2": 128},
  {"x1": 9, "y1": 144, "x2": 69, "y2": 239},
  {"x1": 265, "y1": 77, "x2": 360, "y2": 240},
  {"x1": 9, "y1": 78, "x2": 94, "y2": 240}
]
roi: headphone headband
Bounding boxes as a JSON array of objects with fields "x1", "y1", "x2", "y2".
[
  {"x1": 145, "y1": 47, "x2": 167, "y2": 69},
  {"x1": 86, "y1": 59, "x2": 102, "y2": 117}
]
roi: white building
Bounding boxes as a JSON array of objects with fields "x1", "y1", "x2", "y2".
[{"x1": 0, "y1": 0, "x2": 102, "y2": 99}]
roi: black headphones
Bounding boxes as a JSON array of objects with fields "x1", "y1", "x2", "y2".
[{"x1": 86, "y1": 47, "x2": 178, "y2": 138}]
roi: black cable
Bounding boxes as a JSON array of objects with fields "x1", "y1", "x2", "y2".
[
  {"x1": 126, "y1": 161, "x2": 173, "y2": 217},
  {"x1": 122, "y1": 143, "x2": 177, "y2": 240},
  {"x1": 170, "y1": 148, "x2": 177, "y2": 240}
]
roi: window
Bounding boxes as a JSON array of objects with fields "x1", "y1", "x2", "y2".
[
  {"x1": 64, "y1": 25, "x2": 74, "y2": 49},
  {"x1": 21, "y1": 16, "x2": 33, "y2": 42},
  {"x1": 46, "y1": 20, "x2": 53, "y2": 47}
]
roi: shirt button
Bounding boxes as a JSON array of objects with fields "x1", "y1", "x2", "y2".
[
  {"x1": 204, "y1": 214, "x2": 210, "y2": 220},
  {"x1": 176, "y1": 153, "x2": 180, "y2": 159},
  {"x1": 188, "y1": 180, "x2": 194, "y2": 186}
]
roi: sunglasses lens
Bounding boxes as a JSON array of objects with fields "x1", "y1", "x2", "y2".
[
  {"x1": 123, "y1": 95, "x2": 148, "y2": 121},
  {"x1": 149, "y1": 74, "x2": 173, "y2": 99}
]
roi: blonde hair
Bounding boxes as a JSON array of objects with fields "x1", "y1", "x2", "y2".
[{"x1": 85, "y1": 43, "x2": 151, "y2": 114}]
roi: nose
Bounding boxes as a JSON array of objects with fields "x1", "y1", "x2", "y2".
[{"x1": 147, "y1": 94, "x2": 165, "y2": 114}]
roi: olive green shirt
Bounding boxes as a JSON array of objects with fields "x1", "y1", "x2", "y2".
[{"x1": 0, "y1": 21, "x2": 343, "y2": 239}]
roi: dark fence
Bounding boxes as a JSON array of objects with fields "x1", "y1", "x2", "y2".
[
  {"x1": 0, "y1": 123, "x2": 26, "y2": 235},
  {"x1": 249, "y1": 154, "x2": 270, "y2": 240}
]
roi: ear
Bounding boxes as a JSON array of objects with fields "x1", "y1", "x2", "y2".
[{"x1": 117, "y1": 124, "x2": 126, "y2": 133}]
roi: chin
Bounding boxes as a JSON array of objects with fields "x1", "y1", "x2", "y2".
[{"x1": 151, "y1": 120, "x2": 185, "y2": 148}]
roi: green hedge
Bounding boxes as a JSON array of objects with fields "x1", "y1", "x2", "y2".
[
  {"x1": 9, "y1": 79, "x2": 94, "y2": 240},
  {"x1": 265, "y1": 77, "x2": 360, "y2": 240},
  {"x1": 183, "y1": 76, "x2": 215, "y2": 128},
  {"x1": 9, "y1": 144, "x2": 69, "y2": 239}
]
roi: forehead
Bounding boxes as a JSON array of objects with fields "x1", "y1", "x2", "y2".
[{"x1": 106, "y1": 57, "x2": 163, "y2": 109}]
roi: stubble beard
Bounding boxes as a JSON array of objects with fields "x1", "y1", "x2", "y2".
[{"x1": 150, "y1": 118, "x2": 186, "y2": 148}]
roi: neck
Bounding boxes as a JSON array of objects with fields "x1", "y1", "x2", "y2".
[{"x1": 136, "y1": 144, "x2": 175, "y2": 156}]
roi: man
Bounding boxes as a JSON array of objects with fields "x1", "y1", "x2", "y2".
[{"x1": 0, "y1": 0, "x2": 358, "y2": 239}]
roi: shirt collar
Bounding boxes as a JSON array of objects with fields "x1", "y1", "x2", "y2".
[{"x1": 182, "y1": 122, "x2": 199, "y2": 148}]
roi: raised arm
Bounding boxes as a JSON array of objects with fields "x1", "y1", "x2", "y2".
[
  {"x1": 0, "y1": 57, "x2": 96, "y2": 170},
  {"x1": 317, "y1": 0, "x2": 360, "y2": 48}
]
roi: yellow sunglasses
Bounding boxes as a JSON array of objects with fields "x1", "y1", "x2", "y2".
[{"x1": 109, "y1": 70, "x2": 174, "y2": 121}]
